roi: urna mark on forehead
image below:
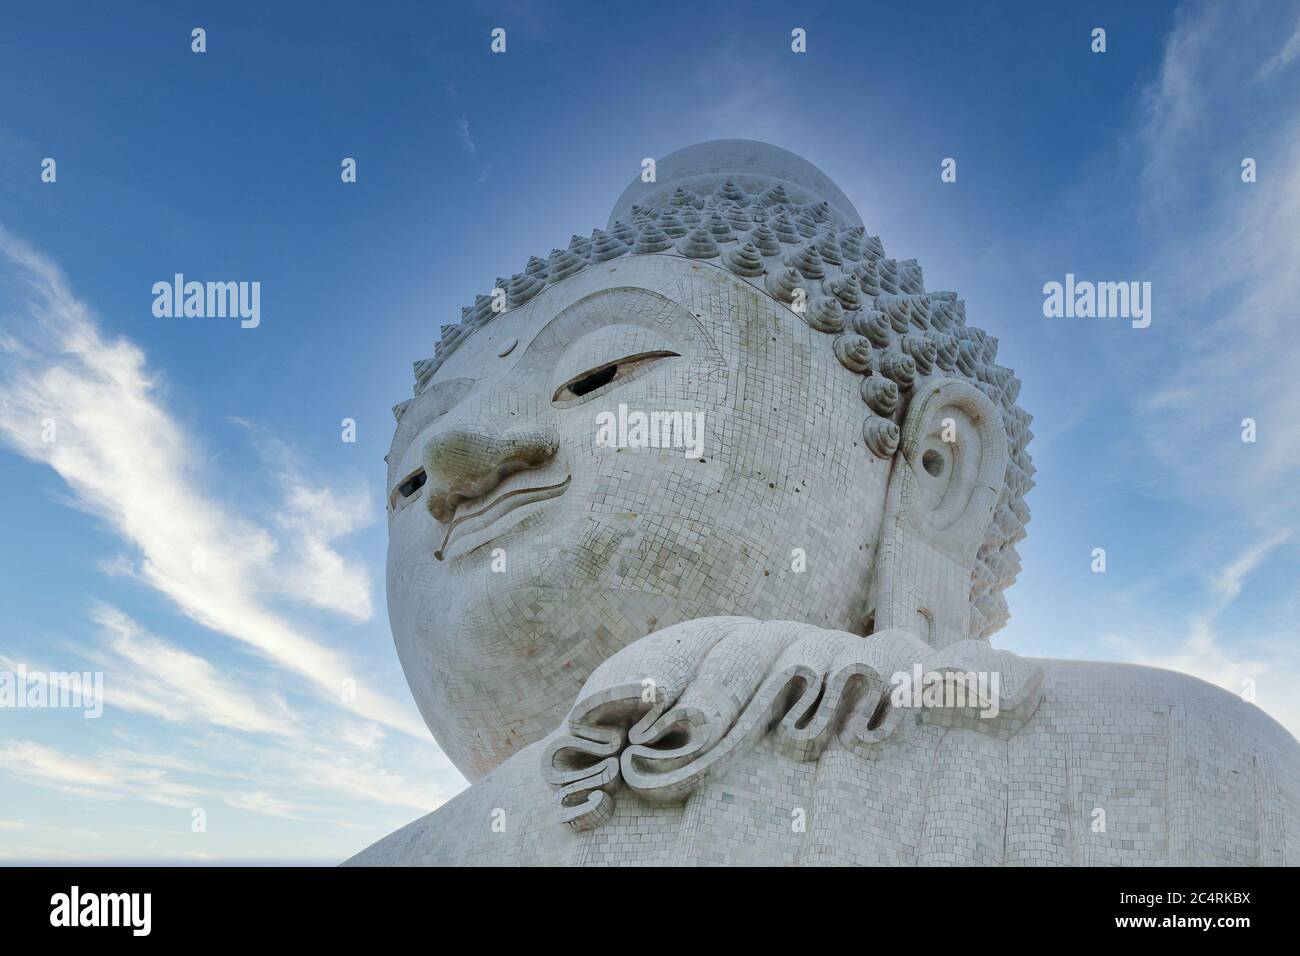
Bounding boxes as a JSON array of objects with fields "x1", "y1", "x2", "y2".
[{"x1": 386, "y1": 287, "x2": 536, "y2": 477}]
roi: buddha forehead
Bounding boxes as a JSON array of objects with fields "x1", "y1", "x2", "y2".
[
  {"x1": 425, "y1": 258, "x2": 729, "y2": 389},
  {"x1": 387, "y1": 254, "x2": 811, "y2": 484}
]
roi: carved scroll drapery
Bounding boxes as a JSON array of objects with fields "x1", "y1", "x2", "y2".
[{"x1": 541, "y1": 617, "x2": 1044, "y2": 830}]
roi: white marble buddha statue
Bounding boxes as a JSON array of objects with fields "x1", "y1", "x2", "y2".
[{"x1": 347, "y1": 141, "x2": 1298, "y2": 866}]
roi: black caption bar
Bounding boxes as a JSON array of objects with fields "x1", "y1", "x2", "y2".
[{"x1": 0, "y1": 865, "x2": 1284, "y2": 942}]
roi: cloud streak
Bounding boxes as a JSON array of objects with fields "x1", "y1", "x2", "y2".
[
  {"x1": 1133, "y1": 1, "x2": 1300, "y2": 534},
  {"x1": 0, "y1": 228, "x2": 425, "y2": 738},
  {"x1": 1083, "y1": 0, "x2": 1300, "y2": 740},
  {"x1": 456, "y1": 117, "x2": 476, "y2": 155},
  {"x1": 88, "y1": 604, "x2": 296, "y2": 736},
  {"x1": 0, "y1": 740, "x2": 202, "y2": 808}
]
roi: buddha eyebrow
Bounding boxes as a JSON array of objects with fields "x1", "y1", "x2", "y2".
[
  {"x1": 389, "y1": 377, "x2": 475, "y2": 462},
  {"x1": 422, "y1": 377, "x2": 475, "y2": 408}
]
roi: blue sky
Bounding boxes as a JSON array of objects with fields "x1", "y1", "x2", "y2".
[{"x1": 1, "y1": 0, "x2": 1298, "y2": 862}]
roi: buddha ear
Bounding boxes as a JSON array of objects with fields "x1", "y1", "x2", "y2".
[{"x1": 869, "y1": 378, "x2": 1008, "y2": 649}]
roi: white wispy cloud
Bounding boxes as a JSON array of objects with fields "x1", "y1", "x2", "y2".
[
  {"x1": 271, "y1": 469, "x2": 374, "y2": 621},
  {"x1": 0, "y1": 229, "x2": 457, "y2": 852},
  {"x1": 224, "y1": 790, "x2": 305, "y2": 820},
  {"x1": 1106, "y1": 534, "x2": 1300, "y2": 738},
  {"x1": 1096, "y1": 0, "x2": 1300, "y2": 740},
  {"x1": 0, "y1": 726, "x2": 445, "y2": 826},
  {"x1": 456, "y1": 117, "x2": 476, "y2": 155},
  {"x1": 85, "y1": 604, "x2": 295, "y2": 736},
  {"x1": 0, "y1": 229, "x2": 424, "y2": 738},
  {"x1": 232, "y1": 426, "x2": 375, "y2": 622},
  {"x1": 281, "y1": 745, "x2": 440, "y2": 810},
  {"x1": 1208, "y1": 531, "x2": 1291, "y2": 605},
  {"x1": 0, "y1": 740, "x2": 203, "y2": 808},
  {"x1": 454, "y1": 117, "x2": 489, "y2": 183},
  {"x1": 1132, "y1": 1, "x2": 1300, "y2": 532},
  {"x1": 1258, "y1": 8, "x2": 1300, "y2": 79}
]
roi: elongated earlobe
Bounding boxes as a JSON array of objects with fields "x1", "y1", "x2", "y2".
[{"x1": 869, "y1": 378, "x2": 1008, "y2": 649}]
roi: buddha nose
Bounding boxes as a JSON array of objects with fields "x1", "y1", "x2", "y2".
[{"x1": 423, "y1": 419, "x2": 559, "y2": 523}]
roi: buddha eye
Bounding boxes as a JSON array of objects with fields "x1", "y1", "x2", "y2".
[
  {"x1": 552, "y1": 350, "x2": 680, "y2": 405},
  {"x1": 390, "y1": 467, "x2": 427, "y2": 510},
  {"x1": 566, "y1": 364, "x2": 618, "y2": 396}
]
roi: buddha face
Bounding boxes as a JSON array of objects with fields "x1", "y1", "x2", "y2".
[{"x1": 386, "y1": 254, "x2": 892, "y2": 778}]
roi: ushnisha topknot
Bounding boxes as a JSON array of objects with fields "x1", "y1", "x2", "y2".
[{"x1": 398, "y1": 140, "x2": 1034, "y2": 642}]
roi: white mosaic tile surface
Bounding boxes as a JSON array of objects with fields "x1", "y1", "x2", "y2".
[{"x1": 352, "y1": 141, "x2": 1298, "y2": 866}]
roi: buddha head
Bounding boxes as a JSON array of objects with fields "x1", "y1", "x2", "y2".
[{"x1": 385, "y1": 141, "x2": 1033, "y2": 779}]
